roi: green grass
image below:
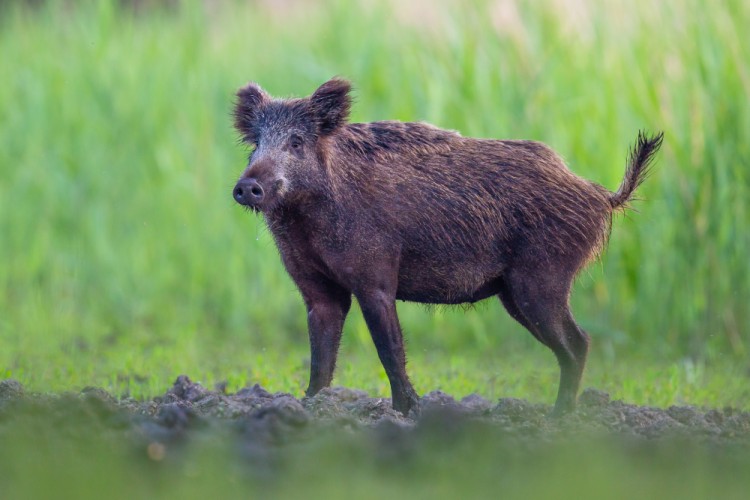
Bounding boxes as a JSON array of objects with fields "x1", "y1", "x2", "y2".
[{"x1": 1, "y1": 0, "x2": 748, "y2": 406}]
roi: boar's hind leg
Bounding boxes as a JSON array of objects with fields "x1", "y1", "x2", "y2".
[
  {"x1": 300, "y1": 279, "x2": 352, "y2": 398},
  {"x1": 498, "y1": 270, "x2": 590, "y2": 415},
  {"x1": 357, "y1": 289, "x2": 420, "y2": 416}
]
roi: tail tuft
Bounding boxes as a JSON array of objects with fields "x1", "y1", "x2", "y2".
[{"x1": 610, "y1": 131, "x2": 664, "y2": 210}]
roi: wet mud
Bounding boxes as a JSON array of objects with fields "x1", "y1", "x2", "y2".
[{"x1": 1, "y1": 376, "x2": 749, "y2": 465}]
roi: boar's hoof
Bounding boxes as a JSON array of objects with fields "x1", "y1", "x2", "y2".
[
  {"x1": 392, "y1": 391, "x2": 420, "y2": 417},
  {"x1": 549, "y1": 400, "x2": 576, "y2": 418}
]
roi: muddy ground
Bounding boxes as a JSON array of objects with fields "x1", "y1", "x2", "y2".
[{"x1": 1, "y1": 376, "x2": 749, "y2": 466}]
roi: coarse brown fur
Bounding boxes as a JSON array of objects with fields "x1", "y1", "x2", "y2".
[{"x1": 232, "y1": 78, "x2": 664, "y2": 416}]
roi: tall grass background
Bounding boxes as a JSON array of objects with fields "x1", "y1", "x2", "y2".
[{"x1": 0, "y1": 0, "x2": 747, "y2": 398}]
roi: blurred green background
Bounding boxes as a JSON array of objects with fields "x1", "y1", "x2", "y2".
[{"x1": 0, "y1": 0, "x2": 748, "y2": 407}]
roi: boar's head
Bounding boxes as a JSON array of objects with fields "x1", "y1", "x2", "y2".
[{"x1": 232, "y1": 78, "x2": 351, "y2": 212}]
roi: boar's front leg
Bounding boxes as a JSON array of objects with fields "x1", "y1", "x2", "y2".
[
  {"x1": 356, "y1": 287, "x2": 420, "y2": 416},
  {"x1": 299, "y1": 278, "x2": 352, "y2": 397}
]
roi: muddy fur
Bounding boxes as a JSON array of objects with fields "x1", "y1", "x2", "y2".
[{"x1": 232, "y1": 78, "x2": 664, "y2": 416}]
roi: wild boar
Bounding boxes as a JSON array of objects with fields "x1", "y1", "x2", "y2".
[{"x1": 232, "y1": 77, "x2": 663, "y2": 416}]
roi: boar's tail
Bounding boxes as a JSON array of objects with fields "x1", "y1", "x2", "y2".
[{"x1": 609, "y1": 130, "x2": 664, "y2": 210}]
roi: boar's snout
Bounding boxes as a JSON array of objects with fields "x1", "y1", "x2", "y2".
[{"x1": 233, "y1": 178, "x2": 264, "y2": 207}]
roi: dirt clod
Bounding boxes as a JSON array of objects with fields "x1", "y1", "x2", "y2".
[{"x1": 0, "y1": 379, "x2": 24, "y2": 400}]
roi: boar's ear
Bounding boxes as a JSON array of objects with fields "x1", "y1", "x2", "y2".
[
  {"x1": 234, "y1": 82, "x2": 270, "y2": 144},
  {"x1": 310, "y1": 78, "x2": 352, "y2": 135}
]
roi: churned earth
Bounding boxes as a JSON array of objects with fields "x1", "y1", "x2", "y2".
[
  {"x1": 4, "y1": 375, "x2": 750, "y2": 500},
  {"x1": 1, "y1": 375, "x2": 748, "y2": 459}
]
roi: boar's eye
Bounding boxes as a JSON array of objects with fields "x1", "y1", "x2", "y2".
[{"x1": 289, "y1": 135, "x2": 303, "y2": 151}]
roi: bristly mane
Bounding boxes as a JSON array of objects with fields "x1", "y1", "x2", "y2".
[{"x1": 335, "y1": 121, "x2": 460, "y2": 162}]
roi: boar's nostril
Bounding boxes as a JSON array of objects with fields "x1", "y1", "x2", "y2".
[
  {"x1": 233, "y1": 178, "x2": 264, "y2": 206},
  {"x1": 248, "y1": 180, "x2": 264, "y2": 201}
]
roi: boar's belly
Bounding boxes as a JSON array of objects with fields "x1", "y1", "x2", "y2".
[{"x1": 394, "y1": 264, "x2": 503, "y2": 305}]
